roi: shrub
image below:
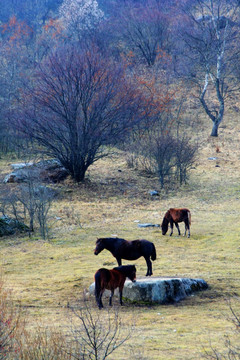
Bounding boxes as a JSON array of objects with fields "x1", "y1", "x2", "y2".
[
  {"x1": 0, "y1": 279, "x2": 22, "y2": 359},
  {"x1": 125, "y1": 132, "x2": 198, "y2": 188},
  {"x1": 66, "y1": 301, "x2": 133, "y2": 360}
]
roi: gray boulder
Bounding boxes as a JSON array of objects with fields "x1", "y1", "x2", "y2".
[
  {"x1": 4, "y1": 159, "x2": 68, "y2": 184},
  {"x1": 89, "y1": 277, "x2": 208, "y2": 304},
  {"x1": 0, "y1": 216, "x2": 29, "y2": 236}
]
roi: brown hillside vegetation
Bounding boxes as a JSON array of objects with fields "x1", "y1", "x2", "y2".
[{"x1": 0, "y1": 112, "x2": 240, "y2": 359}]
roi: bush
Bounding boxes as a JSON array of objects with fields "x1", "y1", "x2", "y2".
[
  {"x1": 66, "y1": 302, "x2": 133, "y2": 360},
  {"x1": 0, "y1": 175, "x2": 56, "y2": 239},
  {"x1": 0, "y1": 279, "x2": 22, "y2": 359},
  {"x1": 174, "y1": 135, "x2": 198, "y2": 185},
  {"x1": 125, "y1": 132, "x2": 198, "y2": 188},
  {"x1": 17, "y1": 327, "x2": 69, "y2": 360}
]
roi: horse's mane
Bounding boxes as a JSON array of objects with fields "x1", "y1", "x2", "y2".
[{"x1": 98, "y1": 237, "x2": 123, "y2": 241}]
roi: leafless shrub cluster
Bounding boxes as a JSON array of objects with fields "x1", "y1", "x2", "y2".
[
  {"x1": 14, "y1": 300, "x2": 134, "y2": 360},
  {"x1": 16, "y1": 326, "x2": 69, "y2": 360},
  {"x1": 0, "y1": 171, "x2": 56, "y2": 239},
  {"x1": 0, "y1": 279, "x2": 22, "y2": 359},
  {"x1": 126, "y1": 131, "x2": 198, "y2": 188},
  {"x1": 66, "y1": 302, "x2": 133, "y2": 360}
]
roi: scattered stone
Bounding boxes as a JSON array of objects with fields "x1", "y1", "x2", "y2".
[
  {"x1": 89, "y1": 277, "x2": 208, "y2": 304},
  {"x1": 208, "y1": 157, "x2": 218, "y2": 161},
  {"x1": 149, "y1": 190, "x2": 159, "y2": 196},
  {"x1": 137, "y1": 223, "x2": 160, "y2": 228}
]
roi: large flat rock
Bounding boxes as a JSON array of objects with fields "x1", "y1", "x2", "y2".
[{"x1": 89, "y1": 277, "x2": 208, "y2": 304}]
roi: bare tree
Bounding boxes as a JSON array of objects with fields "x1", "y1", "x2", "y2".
[
  {"x1": 180, "y1": 0, "x2": 240, "y2": 136},
  {"x1": 174, "y1": 135, "x2": 198, "y2": 185},
  {"x1": 0, "y1": 167, "x2": 56, "y2": 238},
  {"x1": 114, "y1": 0, "x2": 172, "y2": 67},
  {"x1": 16, "y1": 44, "x2": 145, "y2": 182},
  {"x1": 67, "y1": 302, "x2": 133, "y2": 360}
]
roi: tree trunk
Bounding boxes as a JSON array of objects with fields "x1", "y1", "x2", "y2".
[
  {"x1": 73, "y1": 162, "x2": 88, "y2": 182},
  {"x1": 211, "y1": 121, "x2": 220, "y2": 137}
]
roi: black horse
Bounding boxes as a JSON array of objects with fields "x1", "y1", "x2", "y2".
[
  {"x1": 94, "y1": 237, "x2": 156, "y2": 276},
  {"x1": 94, "y1": 265, "x2": 136, "y2": 309}
]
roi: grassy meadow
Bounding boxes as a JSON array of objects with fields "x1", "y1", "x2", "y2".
[{"x1": 0, "y1": 114, "x2": 240, "y2": 359}]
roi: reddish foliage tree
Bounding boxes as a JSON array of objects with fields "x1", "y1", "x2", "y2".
[{"x1": 16, "y1": 44, "x2": 146, "y2": 182}]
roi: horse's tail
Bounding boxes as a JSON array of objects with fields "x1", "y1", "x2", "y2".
[
  {"x1": 94, "y1": 270, "x2": 102, "y2": 301},
  {"x1": 187, "y1": 210, "x2": 191, "y2": 225},
  {"x1": 151, "y1": 243, "x2": 157, "y2": 261}
]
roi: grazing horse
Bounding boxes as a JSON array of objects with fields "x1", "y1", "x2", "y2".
[
  {"x1": 161, "y1": 208, "x2": 191, "y2": 238},
  {"x1": 94, "y1": 237, "x2": 156, "y2": 276},
  {"x1": 94, "y1": 265, "x2": 136, "y2": 309}
]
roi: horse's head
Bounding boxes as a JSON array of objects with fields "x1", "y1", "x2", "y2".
[
  {"x1": 128, "y1": 265, "x2": 137, "y2": 283},
  {"x1": 161, "y1": 217, "x2": 168, "y2": 235},
  {"x1": 94, "y1": 238, "x2": 105, "y2": 255}
]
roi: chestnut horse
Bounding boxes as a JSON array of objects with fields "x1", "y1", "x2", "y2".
[
  {"x1": 161, "y1": 208, "x2": 191, "y2": 238},
  {"x1": 94, "y1": 265, "x2": 136, "y2": 309},
  {"x1": 94, "y1": 237, "x2": 156, "y2": 276}
]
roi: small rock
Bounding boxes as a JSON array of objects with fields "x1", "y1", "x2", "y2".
[
  {"x1": 138, "y1": 223, "x2": 160, "y2": 228},
  {"x1": 149, "y1": 190, "x2": 159, "y2": 196}
]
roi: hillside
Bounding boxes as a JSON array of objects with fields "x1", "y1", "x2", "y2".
[{"x1": 0, "y1": 112, "x2": 239, "y2": 359}]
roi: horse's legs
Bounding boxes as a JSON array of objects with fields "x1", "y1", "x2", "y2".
[
  {"x1": 184, "y1": 220, "x2": 190, "y2": 238},
  {"x1": 145, "y1": 257, "x2": 152, "y2": 276},
  {"x1": 119, "y1": 285, "x2": 125, "y2": 305},
  {"x1": 97, "y1": 291, "x2": 104, "y2": 309},
  {"x1": 116, "y1": 258, "x2": 122, "y2": 266},
  {"x1": 119, "y1": 290, "x2": 123, "y2": 305},
  {"x1": 175, "y1": 223, "x2": 181, "y2": 236},
  {"x1": 169, "y1": 220, "x2": 174, "y2": 236},
  {"x1": 95, "y1": 286, "x2": 103, "y2": 309},
  {"x1": 109, "y1": 290, "x2": 114, "y2": 306}
]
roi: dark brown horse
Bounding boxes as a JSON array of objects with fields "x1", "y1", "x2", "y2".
[
  {"x1": 161, "y1": 208, "x2": 191, "y2": 238},
  {"x1": 94, "y1": 265, "x2": 136, "y2": 309},
  {"x1": 94, "y1": 237, "x2": 156, "y2": 276}
]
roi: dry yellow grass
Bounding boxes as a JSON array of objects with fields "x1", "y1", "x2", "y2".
[{"x1": 0, "y1": 112, "x2": 240, "y2": 359}]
